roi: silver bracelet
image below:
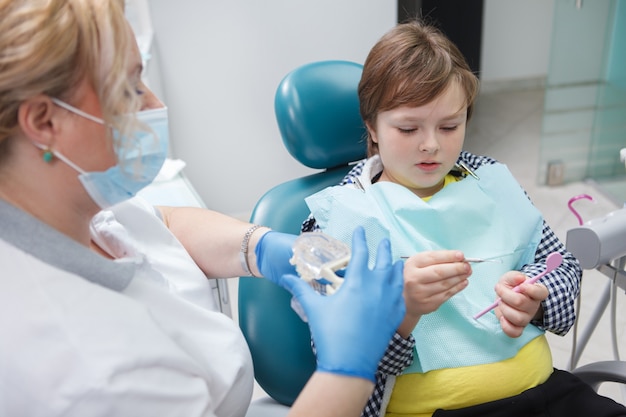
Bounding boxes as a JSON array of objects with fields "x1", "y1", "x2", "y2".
[{"x1": 240, "y1": 224, "x2": 263, "y2": 277}]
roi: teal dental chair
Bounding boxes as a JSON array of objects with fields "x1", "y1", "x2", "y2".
[
  {"x1": 239, "y1": 61, "x2": 626, "y2": 415},
  {"x1": 238, "y1": 60, "x2": 366, "y2": 410}
]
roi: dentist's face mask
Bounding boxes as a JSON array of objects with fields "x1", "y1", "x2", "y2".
[{"x1": 45, "y1": 98, "x2": 169, "y2": 209}]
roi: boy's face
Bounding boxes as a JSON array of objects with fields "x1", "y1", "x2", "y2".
[{"x1": 368, "y1": 80, "x2": 467, "y2": 198}]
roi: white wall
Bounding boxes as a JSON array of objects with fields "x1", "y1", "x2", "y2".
[
  {"x1": 481, "y1": 0, "x2": 554, "y2": 84},
  {"x1": 147, "y1": 0, "x2": 555, "y2": 217},
  {"x1": 147, "y1": 1, "x2": 396, "y2": 217}
]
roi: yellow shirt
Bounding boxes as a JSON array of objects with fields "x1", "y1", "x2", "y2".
[
  {"x1": 386, "y1": 335, "x2": 553, "y2": 417},
  {"x1": 387, "y1": 173, "x2": 552, "y2": 416},
  {"x1": 422, "y1": 174, "x2": 460, "y2": 202}
]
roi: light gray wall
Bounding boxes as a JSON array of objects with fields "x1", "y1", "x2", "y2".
[
  {"x1": 147, "y1": 0, "x2": 555, "y2": 217},
  {"x1": 147, "y1": 1, "x2": 396, "y2": 218},
  {"x1": 481, "y1": 0, "x2": 554, "y2": 85}
]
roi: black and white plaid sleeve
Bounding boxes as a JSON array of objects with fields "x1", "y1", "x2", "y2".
[
  {"x1": 522, "y1": 221, "x2": 582, "y2": 335},
  {"x1": 361, "y1": 333, "x2": 415, "y2": 417},
  {"x1": 310, "y1": 331, "x2": 413, "y2": 417}
]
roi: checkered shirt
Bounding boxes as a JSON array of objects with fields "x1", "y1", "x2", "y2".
[{"x1": 301, "y1": 151, "x2": 583, "y2": 417}]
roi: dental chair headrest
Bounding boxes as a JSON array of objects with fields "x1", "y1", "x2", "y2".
[{"x1": 274, "y1": 60, "x2": 367, "y2": 170}]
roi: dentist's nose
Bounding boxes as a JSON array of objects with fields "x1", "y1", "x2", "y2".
[{"x1": 139, "y1": 81, "x2": 164, "y2": 111}]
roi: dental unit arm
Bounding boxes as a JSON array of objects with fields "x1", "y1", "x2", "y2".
[
  {"x1": 566, "y1": 207, "x2": 626, "y2": 271},
  {"x1": 566, "y1": 206, "x2": 626, "y2": 379}
]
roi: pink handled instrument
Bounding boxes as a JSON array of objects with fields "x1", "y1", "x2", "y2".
[{"x1": 473, "y1": 252, "x2": 563, "y2": 320}]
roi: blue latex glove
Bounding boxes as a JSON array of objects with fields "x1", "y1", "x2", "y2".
[
  {"x1": 255, "y1": 231, "x2": 298, "y2": 283},
  {"x1": 275, "y1": 227, "x2": 406, "y2": 382}
]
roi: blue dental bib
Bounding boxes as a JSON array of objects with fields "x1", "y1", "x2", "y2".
[{"x1": 305, "y1": 162, "x2": 545, "y2": 372}]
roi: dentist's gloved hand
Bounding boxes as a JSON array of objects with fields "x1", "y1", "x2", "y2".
[
  {"x1": 255, "y1": 230, "x2": 298, "y2": 283},
  {"x1": 275, "y1": 227, "x2": 405, "y2": 383}
]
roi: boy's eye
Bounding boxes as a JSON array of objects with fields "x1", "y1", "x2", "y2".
[
  {"x1": 398, "y1": 127, "x2": 417, "y2": 134},
  {"x1": 441, "y1": 125, "x2": 458, "y2": 131}
]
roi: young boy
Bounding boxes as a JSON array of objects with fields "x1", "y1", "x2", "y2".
[{"x1": 302, "y1": 20, "x2": 626, "y2": 417}]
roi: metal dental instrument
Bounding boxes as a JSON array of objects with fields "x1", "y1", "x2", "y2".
[
  {"x1": 464, "y1": 257, "x2": 503, "y2": 264},
  {"x1": 353, "y1": 177, "x2": 365, "y2": 192},
  {"x1": 455, "y1": 161, "x2": 480, "y2": 180},
  {"x1": 400, "y1": 256, "x2": 501, "y2": 263},
  {"x1": 473, "y1": 251, "x2": 563, "y2": 320},
  {"x1": 400, "y1": 253, "x2": 512, "y2": 263}
]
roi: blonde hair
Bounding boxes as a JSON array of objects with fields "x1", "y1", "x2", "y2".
[
  {"x1": 359, "y1": 20, "x2": 479, "y2": 157},
  {"x1": 0, "y1": 0, "x2": 141, "y2": 151}
]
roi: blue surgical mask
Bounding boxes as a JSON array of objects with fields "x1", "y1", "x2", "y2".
[{"x1": 43, "y1": 98, "x2": 169, "y2": 209}]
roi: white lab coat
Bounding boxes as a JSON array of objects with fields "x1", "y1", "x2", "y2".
[{"x1": 0, "y1": 197, "x2": 253, "y2": 417}]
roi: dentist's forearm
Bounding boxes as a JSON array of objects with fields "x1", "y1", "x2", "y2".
[
  {"x1": 288, "y1": 373, "x2": 374, "y2": 417},
  {"x1": 157, "y1": 206, "x2": 269, "y2": 278}
]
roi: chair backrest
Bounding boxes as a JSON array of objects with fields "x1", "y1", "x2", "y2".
[{"x1": 238, "y1": 60, "x2": 366, "y2": 406}]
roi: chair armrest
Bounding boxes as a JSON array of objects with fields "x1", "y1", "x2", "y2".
[
  {"x1": 572, "y1": 361, "x2": 626, "y2": 391},
  {"x1": 246, "y1": 397, "x2": 290, "y2": 417}
]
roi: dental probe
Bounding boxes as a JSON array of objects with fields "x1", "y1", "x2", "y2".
[{"x1": 399, "y1": 256, "x2": 502, "y2": 263}]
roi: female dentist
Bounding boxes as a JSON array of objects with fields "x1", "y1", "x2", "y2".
[{"x1": 0, "y1": 1, "x2": 405, "y2": 416}]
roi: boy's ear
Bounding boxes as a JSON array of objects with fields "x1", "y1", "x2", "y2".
[
  {"x1": 17, "y1": 95, "x2": 57, "y2": 147},
  {"x1": 365, "y1": 121, "x2": 378, "y2": 143}
]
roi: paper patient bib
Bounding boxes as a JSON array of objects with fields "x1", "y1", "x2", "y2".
[{"x1": 305, "y1": 163, "x2": 545, "y2": 372}]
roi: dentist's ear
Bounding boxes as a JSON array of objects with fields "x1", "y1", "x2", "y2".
[{"x1": 17, "y1": 95, "x2": 58, "y2": 147}]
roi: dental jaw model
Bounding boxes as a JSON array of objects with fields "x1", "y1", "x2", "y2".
[{"x1": 290, "y1": 232, "x2": 351, "y2": 295}]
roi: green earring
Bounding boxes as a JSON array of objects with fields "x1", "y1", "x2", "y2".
[{"x1": 43, "y1": 149, "x2": 53, "y2": 163}]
